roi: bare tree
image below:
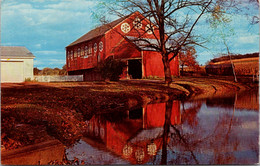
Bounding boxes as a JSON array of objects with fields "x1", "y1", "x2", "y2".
[
  {"x1": 100, "y1": 0, "x2": 234, "y2": 85},
  {"x1": 245, "y1": 0, "x2": 259, "y2": 24},
  {"x1": 209, "y1": 4, "x2": 238, "y2": 82},
  {"x1": 179, "y1": 47, "x2": 200, "y2": 76}
]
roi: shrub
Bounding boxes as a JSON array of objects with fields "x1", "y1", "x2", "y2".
[
  {"x1": 24, "y1": 78, "x2": 31, "y2": 82},
  {"x1": 97, "y1": 57, "x2": 126, "y2": 81}
]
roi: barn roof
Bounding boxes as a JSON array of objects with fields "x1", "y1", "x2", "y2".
[
  {"x1": 67, "y1": 14, "x2": 131, "y2": 47},
  {"x1": 0, "y1": 46, "x2": 35, "y2": 58}
]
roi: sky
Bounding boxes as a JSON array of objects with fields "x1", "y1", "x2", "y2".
[{"x1": 1, "y1": 0, "x2": 259, "y2": 69}]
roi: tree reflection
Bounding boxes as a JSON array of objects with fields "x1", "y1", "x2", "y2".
[
  {"x1": 159, "y1": 97, "x2": 202, "y2": 164},
  {"x1": 181, "y1": 100, "x2": 202, "y2": 127},
  {"x1": 160, "y1": 96, "x2": 173, "y2": 164}
]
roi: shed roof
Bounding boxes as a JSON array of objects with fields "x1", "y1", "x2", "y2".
[
  {"x1": 66, "y1": 14, "x2": 132, "y2": 47},
  {"x1": 0, "y1": 46, "x2": 35, "y2": 58}
]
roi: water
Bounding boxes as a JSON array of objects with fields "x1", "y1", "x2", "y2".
[
  {"x1": 2, "y1": 90, "x2": 259, "y2": 165},
  {"x1": 66, "y1": 90, "x2": 259, "y2": 165}
]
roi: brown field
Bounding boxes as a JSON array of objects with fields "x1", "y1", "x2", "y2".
[
  {"x1": 214, "y1": 57, "x2": 259, "y2": 64},
  {"x1": 214, "y1": 57, "x2": 259, "y2": 76}
]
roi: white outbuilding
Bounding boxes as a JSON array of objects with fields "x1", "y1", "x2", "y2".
[{"x1": 0, "y1": 46, "x2": 35, "y2": 83}]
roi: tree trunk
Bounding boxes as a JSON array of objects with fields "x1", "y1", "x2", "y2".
[
  {"x1": 158, "y1": 6, "x2": 172, "y2": 86},
  {"x1": 163, "y1": 55, "x2": 172, "y2": 86}
]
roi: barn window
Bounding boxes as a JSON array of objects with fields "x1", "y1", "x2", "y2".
[
  {"x1": 77, "y1": 48, "x2": 81, "y2": 57},
  {"x1": 133, "y1": 17, "x2": 142, "y2": 29},
  {"x1": 85, "y1": 46, "x2": 88, "y2": 55},
  {"x1": 121, "y1": 23, "x2": 131, "y2": 33},
  {"x1": 74, "y1": 50, "x2": 77, "y2": 58},
  {"x1": 71, "y1": 51, "x2": 73, "y2": 60},
  {"x1": 81, "y1": 47, "x2": 84, "y2": 57},
  {"x1": 99, "y1": 42, "x2": 103, "y2": 52},
  {"x1": 68, "y1": 59, "x2": 70, "y2": 67},
  {"x1": 88, "y1": 44, "x2": 92, "y2": 55},
  {"x1": 145, "y1": 24, "x2": 154, "y2": 34},
  {"x1": 94, "y1": 43, "x2": 97, "y2": 52}
]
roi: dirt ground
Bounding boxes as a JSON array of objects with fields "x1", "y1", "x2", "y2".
[{"x1": 1, "y1": 76, "x2": 257, "y2": 152}]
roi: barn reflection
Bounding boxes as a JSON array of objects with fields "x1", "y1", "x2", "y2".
[{"x1": 80, "y1": 100, "x2": 181, "y2": 164}]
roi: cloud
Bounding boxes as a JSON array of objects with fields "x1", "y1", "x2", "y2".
[
  {"x1": 237, "y1": 35, "x2": 258, "y2": 44},
  {"x1": 2, "y1": 0, "x2": 98, "y2": 26},
  {"x1": 196, "y1": 49, "x2": 217, "y2": 65},
  {"x1": 241, "y1": 121, "x2": 258, "y2": 130},
  {"x1": 1, "y1": 0, "x2": 99, "y2": 62},
  {"x1": 45, "y1": 0, "x2": 96, "y2": 11},
  {"x1": 34, "y1": 59, "x2": 44, "y2": 66},
  {"x1": 48, "y1": 59, "x2": 66, "y2": 65},
  {"x1": 34, "y1": 50, "x2": 64, "y2": 55},
  {"x1": 34, "y1": 44, "x2": 42, "y2": 49},
  {"x1": 34, "y1": 58, "x2": 65, "y2": 69}
]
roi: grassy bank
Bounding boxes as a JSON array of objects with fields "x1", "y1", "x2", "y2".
[{"x1": 1, "y1": 76, "x2": 257, "y2": 151}]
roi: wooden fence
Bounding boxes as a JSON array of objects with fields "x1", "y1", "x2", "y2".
[{"x1": 34, "y1": 75, "x2": 83, "y2": 82}]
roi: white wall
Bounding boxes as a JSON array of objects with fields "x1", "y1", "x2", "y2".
[
  {"x1": 23, "y1": 58, "x2": 34, "y2": 80},
  {"x1": 0, "y1": 58, "x2": 34, "y2": 82}
]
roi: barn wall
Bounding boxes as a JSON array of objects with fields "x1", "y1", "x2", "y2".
[
  {"x1": 23, "y1": 59, "x2": 34, "y2": 80},
  {"x1": 68, "y1": 68, "x2": 103, "y2": 81},
  {"x1": 104, "y1": 12, "x2": 160, "y2": 59},
  {"x1": 66, "y1": 36, "x2": 105, "y2": 72},
  {"x1": 169, "y1": 53, "x2": 180, "y2": 76},
  {"x1": 142, "y1": 51, "x2": 179, "y2": 78},
  {"x1": 112, "y1": 39, "x2": 141, "y2": 59}
]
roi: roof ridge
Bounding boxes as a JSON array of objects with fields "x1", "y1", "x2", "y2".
[{"x1": 0, "y1": 46, "x2": 27, "y2": 48}]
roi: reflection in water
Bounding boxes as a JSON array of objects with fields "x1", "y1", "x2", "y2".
[
  {"x1": 67, "y1": 90, "x2": 259, "y2": 165},
  {"x1": 171, "y1": 91, "x2": 259, "y2": 165}
]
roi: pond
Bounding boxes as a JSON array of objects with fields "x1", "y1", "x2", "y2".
[
  {"x1": 2, "y1": 90, "x2": 259, "y2": 165},
  {"x1": 65, "y1": 90, "x2": 259, "y2": 165}
]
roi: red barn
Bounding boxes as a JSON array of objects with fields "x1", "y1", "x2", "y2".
[{"x1": 66, "y1": 11, "x2": 179, "y2": 81}]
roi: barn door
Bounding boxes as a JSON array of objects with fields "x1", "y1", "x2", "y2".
[
  {"x1": 128, "y1": 59, "x2": 142, "y2": 79},
  {"x1": 1, "y1": 61, "x2": 24, "y2": 83}
]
